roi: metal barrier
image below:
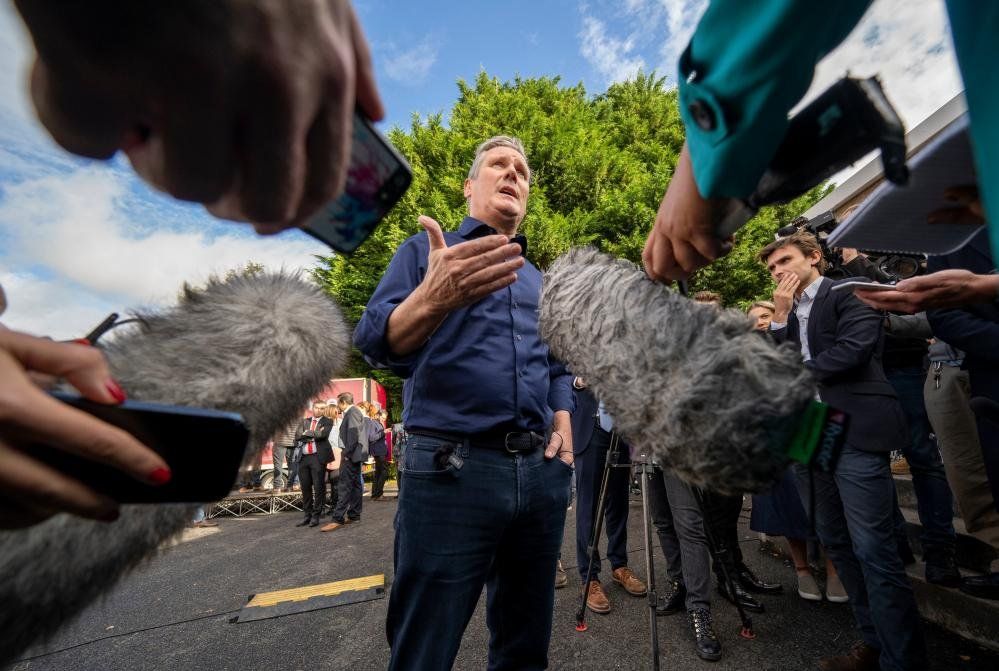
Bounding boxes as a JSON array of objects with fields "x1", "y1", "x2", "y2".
[{"x1": 208, "y1": 491, "x2": 304, "y2": 518}]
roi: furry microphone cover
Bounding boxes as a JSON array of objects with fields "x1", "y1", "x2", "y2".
[
  {"x1": 0, "y1": 272, "x2": 350, "y2": 664},
  {"x1": 540, "y1": 248, "x2": 817, "y2": 495}
]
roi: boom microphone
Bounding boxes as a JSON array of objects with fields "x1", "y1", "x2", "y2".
[
  {"x1": 539, "y1": 248, "x2": 824, "y2": 495},
  {"x1": 0, "y1": 272, "x2": 350, "y2": 664}
]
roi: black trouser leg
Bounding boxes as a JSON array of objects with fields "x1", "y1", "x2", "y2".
[
  {"x1": 702, "y1": 491, "x2": 744, "y2": 578},
  {"x1": 372, "y1": 456, "x2": 387, "y2": 498},
  {"x1": 299, "y1": 454, "x2": 323, "y2": 520}
]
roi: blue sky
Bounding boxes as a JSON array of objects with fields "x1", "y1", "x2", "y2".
[{"x1": 0, "y1": 0, "x2": 962, "y2": 338}]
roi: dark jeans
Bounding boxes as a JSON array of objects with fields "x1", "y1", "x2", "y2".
[
  {"x1": 574, "y1": 426, "x2": 630, "y2": 582},
  {"x1": 298, "y1": 453, "x2": 325, "y2": 520},
  {"x1": 288, "y1": 447, "x2": 301, "y2": 488},
  {"x1": 887, "y1": 367, "x2": 957, "y2": 558},
  {"x1": 272, "y1": 444, "x2": 293, "y2": 489},
  {"x1": 795, "y1": 447, "x2": 925, "y2": 671},
  {"x1": 700, "y1": 490, "x2": 745, "y2": 580},
  {"x1": 649, "y1": 468, "x2": 712, "y2": 611},
  {"x1": 325, "y1": 470, "x2": 339, "y2": 513},
  {"x1": 371, "y1": 455, "x2": 388, "y2": 498},
  {"x1": 386, "y1": 433, "x2": 572, "y2": 671},
  {"x1": 332, "y1": 458, "x2": 362, "y2": 522}
]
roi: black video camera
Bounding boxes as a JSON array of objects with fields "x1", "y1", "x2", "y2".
[{"x1": 775, "y1": 212, "x2": 923, "y2": 282}]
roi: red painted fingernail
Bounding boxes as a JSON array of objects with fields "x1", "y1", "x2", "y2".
[
  {"x1": 148, "y1": 467, "x2": 172, "y2": 486},
  {"x1": 105, "y1": 379, "x2": 127, "y2": 404},
  {"x1": 98, "y1": 508, "x2": 120, "y2": 522},
  {"x1": 72, "y1": 338, "x2": 91, "y2": 346}
]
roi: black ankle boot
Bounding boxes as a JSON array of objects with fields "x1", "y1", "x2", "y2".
[
  {"x1": 656, "y1": 580, "x2": 686, "y2": 616},
  {"x1": 717, "y1": 578, "x2": 765, "y2": 613},
  {"x1": 737, "y1": 562, "x2": 783, "y2": 594},
  {"x1": 924, "y1": 549, "x2": 961, "y2": 588},
  {"x1": 688, "y1": 608, "x2": 722, "y2": 661}
]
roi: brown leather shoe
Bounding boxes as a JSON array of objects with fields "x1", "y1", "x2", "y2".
[
  {"x1": 586, "y1": 580, "x2": 611, "y2": 614},
  {"x1": 612, "y1": 566, "x2": 647, "y2": 596},
  {"x1": 320, "y1": 521, "x2": 347, "y2": 533},
  {"x1": 818, "y1": 641, "x2": 880, "y2": 671}
]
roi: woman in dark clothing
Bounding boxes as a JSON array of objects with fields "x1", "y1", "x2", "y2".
[
  {"x1": 747, "y1": 301, "x2": 847, "y2": 603},
  {"x1": 363, "y1": 402, "x2": 389, "y2": 501}
]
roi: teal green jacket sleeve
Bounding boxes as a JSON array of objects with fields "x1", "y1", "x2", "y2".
[{"x1": 678, "y1": 0, "x2": 873, "y2": 199}]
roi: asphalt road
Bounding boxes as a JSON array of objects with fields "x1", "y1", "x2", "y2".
[{"x1": 9, "y1": 492, "x2": 999, "y2": 671}]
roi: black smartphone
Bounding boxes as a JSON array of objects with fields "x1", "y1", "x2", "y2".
[
  {"x1": 33, "y1": 392, "x2": 250, "y2": 503},
  {"x1": 302, "y1": 112, "x2": 412, "y2": 253}
]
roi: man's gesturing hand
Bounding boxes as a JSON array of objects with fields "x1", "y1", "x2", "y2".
[
  {"x1": 414, "y1": 216, "x2": 525, "y2": 315},
  {"x1": 384, "y1": 216, "x2": 525, "y2": 357}
]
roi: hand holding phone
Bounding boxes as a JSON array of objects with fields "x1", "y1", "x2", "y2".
[
  {"x1": 0, "y1": 330, "x2": 172, "y2": 528},
  {"x1": 30, "y1": 392, "x2": 250, "y2": 505},
  {"x1": 302, "y1": 112, "x2": 412, "y2": 253}
]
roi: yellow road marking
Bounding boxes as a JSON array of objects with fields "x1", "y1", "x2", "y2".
[{"x1": 246, "y1": 575, "x2": 384, "y2": 608}]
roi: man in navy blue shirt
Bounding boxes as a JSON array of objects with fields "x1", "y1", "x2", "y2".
[{"x1": 354, "y1": 136, "x2": 575, "y2": 671}]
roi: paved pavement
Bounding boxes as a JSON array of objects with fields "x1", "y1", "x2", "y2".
[{"x1": 9, "y1": 492, "x2": 999, "y2": 671}]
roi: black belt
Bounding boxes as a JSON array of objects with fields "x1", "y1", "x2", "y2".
[{"x1": 408, "y1": 429, "x2": 547, "y2": 454}]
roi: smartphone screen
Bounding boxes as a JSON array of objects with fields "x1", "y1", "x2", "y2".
[
  {"x1": 302, "y1": 112, "x2": 412, "y2": 253},
  {"x1": 33, "y1": 392, "x2": 250, "y2": 503}
]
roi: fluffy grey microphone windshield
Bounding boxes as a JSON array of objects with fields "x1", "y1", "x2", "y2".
[
  {"x1": 0, "y1": 272, "x2": 350, "y2": 664},
  {"x1": 540, "y1": 248, "x2": 817, "y2": 495}
]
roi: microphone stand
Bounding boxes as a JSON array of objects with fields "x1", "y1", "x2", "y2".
[
  {"x1": 575, "y1": 432, "x2": 662, "y2": 671},
  {"x1": 633, "y1": 446, "x2": 662, "y2": 670}
]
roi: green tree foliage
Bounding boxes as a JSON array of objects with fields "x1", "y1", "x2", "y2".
[{"x1": 312, "y1": 71, "x2": 827, "y2": 415}]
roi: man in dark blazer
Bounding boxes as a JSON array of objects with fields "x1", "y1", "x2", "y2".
[
  {"x1": 926, "y1": 228, "x2": 999, "y2": 600},
  {"x1": 323, "y1": 392, "x2": 368, "y2": 532},
  {"x1": 293, "y1": 401, "x2": 334, "y2": 528},
  {"x1": 760, "y1": 231, "x2": 923, "y2": 671},
  {"x1": 570, "y1": 379, "x2": 646, "y2": 615}
]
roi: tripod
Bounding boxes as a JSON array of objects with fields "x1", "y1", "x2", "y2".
[
  {"x1": 574, "y1": 439, "x2": 758, "y2": 671},
  {"x1": 575, "y1": 433, "x2": 663, "y2": 670}
]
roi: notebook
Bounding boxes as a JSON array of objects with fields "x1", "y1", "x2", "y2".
[{"x1": 826, "y1": 113, "x2": 983, "y2": 256}]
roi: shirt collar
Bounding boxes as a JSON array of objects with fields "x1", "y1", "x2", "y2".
[
  {"x1": 458, "y1": 216, "x2": 528, "y2": 256},
  {"x1": 799, "y1": 275, "x2": 825, "y2": 302},
  {"x1": 458, "y1": 216, "x2": 498, "y2": 239}
]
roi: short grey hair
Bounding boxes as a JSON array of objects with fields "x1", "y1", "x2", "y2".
[
  {"x1": 467, "y1": 135, "x2": 530, "y2": 180},
  {"x1": 337, "y1": 391, "x2": 354, "y2": 405}
]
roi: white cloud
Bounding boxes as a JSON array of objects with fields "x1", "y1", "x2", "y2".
[
  {"x1": 578, "y1": 16, "x2": 647, "y2": 85},
  {"x1": 382, "y1": 38, "x2": 439, "y2": 85},
  {"x1": 0, "y1": 166, "x2": 327, "y2": 338}
]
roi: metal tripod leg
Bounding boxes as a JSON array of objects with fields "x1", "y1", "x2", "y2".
[
  {"x1": 575, "y1": 431, "x2": 622, "y2": 631},
  {"x1": 636, "y1": 458, "x2": 662, "y2": 670},
  {"x1": 691, "y1": 486, "x2": 756, "y2": 640}
]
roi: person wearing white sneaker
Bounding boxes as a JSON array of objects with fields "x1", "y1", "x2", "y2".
[
  {"x1": 825, "y1": 573, "x2": 850, "y2": 603},
  {"x1": 797, "y1": 570, "x2": 822, "y2": 602}
]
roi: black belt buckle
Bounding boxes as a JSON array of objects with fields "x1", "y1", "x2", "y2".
[{"x1": 503, "y1": 431, "x2": 541, "y2": 454}]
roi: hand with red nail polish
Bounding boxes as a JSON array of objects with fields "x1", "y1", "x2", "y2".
[{"x1": 0, "y1": 329, "x2": 171, "y2": 529}]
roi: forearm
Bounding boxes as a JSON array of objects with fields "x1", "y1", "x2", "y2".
[
  {"x1": 385, "y1": 286, "x2": 449, "y2": 357},
  {"x1": 552, "y1": 410, "x2": 572, "y2": 453}
]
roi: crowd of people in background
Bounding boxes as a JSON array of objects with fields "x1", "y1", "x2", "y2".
[
  {"x1": 563, "y1": 230, "x2": 999, "y2": 669},
  {"x1": 223, "y1": 393, "x2": 404, "y2": 532}
]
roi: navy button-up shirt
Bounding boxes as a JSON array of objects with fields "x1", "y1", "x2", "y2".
[{"x1": 354, "y1": 216, "x2": 574, "y2": 434}]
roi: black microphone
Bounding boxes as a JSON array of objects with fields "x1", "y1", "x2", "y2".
[
  {"x1": 0, "y1": 272, "x2": 351, "y2": 664},
  {"x1": 540, "y1": 248, "x2": 844, "y2": 495}
]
